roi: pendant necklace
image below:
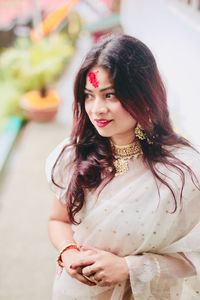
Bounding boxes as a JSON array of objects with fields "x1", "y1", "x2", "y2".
[{"x1": 111, "y1": 140, "x2": 143, "y2": 176}]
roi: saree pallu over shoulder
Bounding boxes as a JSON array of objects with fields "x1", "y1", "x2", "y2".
[
  {"x1": 45, "y1": 137, "x2": 74, "y2": 202},
  {"x1": 46, "y1": 142, "x2": 200, "y2": 300}
]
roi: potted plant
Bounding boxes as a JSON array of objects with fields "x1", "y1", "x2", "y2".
[
  {"x1": 0, "y1": 7, "x2": 81, "y2": 122},
  {"x1": 19, "y1": 33, "x2": 74, "y2": 121}
]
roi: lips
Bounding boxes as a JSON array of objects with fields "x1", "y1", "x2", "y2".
[{"x1": 94, "y1": 119, "x2": 112, "y2": 128}]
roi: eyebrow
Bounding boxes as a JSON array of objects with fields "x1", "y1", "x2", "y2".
[{"x1": 84, "y1": 86, "x2": 114, "y2": 92}]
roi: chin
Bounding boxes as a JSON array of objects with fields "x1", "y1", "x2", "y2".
[
  {"x1": 97, "y1": 132, "x2": 111, "y2": 138},
  {"x1": 95, "y1": 129, "x2": 112, "y2": 138}
]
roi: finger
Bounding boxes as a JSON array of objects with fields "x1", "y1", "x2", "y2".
[
  {"x1": 96, "y1": 277, "x2": 111, "y2": 287},
  {"x1": 82, "y1": 274, "x2": 97, "y2": 283},
  {"x1": 92, "y1": 271, "x2": 103, "y2": 282},
  {"x1": 75, "y1": 266, "x2": 83, "y2": 274},
  {"x1": 98, "y1": 281, "x2": 108, "y2": 287},
  {"x1": 82, "y1": 264, "x2": 100, "y2": 277},
  {"x1": 80, "y1": 245, "x2": 99, "y2": 252},
  {"x1": 68, "y1": 268, "x2": 96, "y2": 286},
  {"x1": 70, "y1": 257, "x2": 95, "y2": 269},
  {"x1": 73, "y1": 273, "x2": 96, "y2": 286},
  {"x1": 81, "y1": 249, "x2": 97, "y2": 256}
]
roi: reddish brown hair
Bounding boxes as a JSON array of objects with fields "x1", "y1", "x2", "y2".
[{"x1": 52, "y1": 34, "x2": 199, "y2": 224}]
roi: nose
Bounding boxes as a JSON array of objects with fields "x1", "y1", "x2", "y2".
[{"x1": 91, "y1": 98, "x2": 108, "y2": 115}]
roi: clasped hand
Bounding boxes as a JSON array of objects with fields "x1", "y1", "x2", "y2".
[{"x1": 62, "y1": 245, "x2": 129, "y2": 287}]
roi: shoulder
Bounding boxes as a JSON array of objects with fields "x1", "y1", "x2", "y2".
[
  {"x1": 169, "y1": 145, "x2": 200, "y2": 176},
  {"x1": 155, "y1": 144, "x2": 200, "y2": 187},
  {"x1": 156, "y1": 145, "x2": 200, "y2": 207},
  {"x1": 45, "y1": 137, "x2": 74, "y2": 183}
]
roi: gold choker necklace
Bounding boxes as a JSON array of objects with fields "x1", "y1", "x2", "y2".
[{"x1": 111, "y1": 140, "x2": 143, "y2": 176}]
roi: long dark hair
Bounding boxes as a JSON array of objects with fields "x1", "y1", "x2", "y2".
[{"x1": 52, "y1": 34, "x2": 199, "y2": 224}]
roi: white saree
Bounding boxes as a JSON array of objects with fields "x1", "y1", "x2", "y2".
[{"x1": 46, "y1": 139, "x2": 200, "y2": 300}]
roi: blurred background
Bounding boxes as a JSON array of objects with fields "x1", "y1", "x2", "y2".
[{"x1": 0, "y1": 0, "x2": 199, "y2": 299}]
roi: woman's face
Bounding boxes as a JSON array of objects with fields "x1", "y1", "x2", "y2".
[{"x1": 84, "y1": 66, "x2": 137, "y2": 145}]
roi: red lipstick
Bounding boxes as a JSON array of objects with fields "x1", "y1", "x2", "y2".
[{"x1": 95, "y1": 119, "x2": 112, "y2": 128}]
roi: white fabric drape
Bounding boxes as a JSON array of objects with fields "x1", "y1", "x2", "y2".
[{"x1": 46, "y1": 139, "x2": 200, "y2": 300}]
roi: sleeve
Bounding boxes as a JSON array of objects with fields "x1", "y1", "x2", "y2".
[
  {"x1": 125, "y1": 147, "x2": 200, "y2": 299},
  {"x1": 125, "y1": 252, "x2": 196, "y2": 299},
  {"x1": 45, "y1": 137, "x2": 74, "y2": 202}
]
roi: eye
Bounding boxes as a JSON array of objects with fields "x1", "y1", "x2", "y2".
[
  {"x1": 105, "y1": 92, "x2": 115, "y2": 99},
  {"x1": 84, "y1": 93, "x2": 93, "y2": 100}
]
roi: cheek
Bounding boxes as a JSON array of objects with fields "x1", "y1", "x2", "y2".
[
  {"x1": 85, "y1": 103, "x2": 93, "y2": 123},
  {"x1": 84, "y1": 102, "x2": 90, "y2": 115},
  {"x1": 112, "y1": 103, "x2": 133, "y2": 119},
  {"x1": 113, "y1": 104, "x2": 136, "y2": 126}
]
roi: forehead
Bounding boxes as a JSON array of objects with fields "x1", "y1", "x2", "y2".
[{"x1": 85, "y1": 66, "x2": 112, "y2": 89}]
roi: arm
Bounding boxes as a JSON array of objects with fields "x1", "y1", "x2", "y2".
[
  {"x1": 71, "y1": 247, "x2": 196, "y2": 288},
  {"x1": 48, "y1": 198, "x2": 75, "y2": 251},
  {"x1": 46, "y1": 141, "x2": 96, "y2": 285},
  {"x1": 48, "y1": 198, "x2": 96, "y2": 286}
]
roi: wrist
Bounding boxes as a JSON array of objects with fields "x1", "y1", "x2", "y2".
[
  {"x1": 61, "y1": 248, "x2": 79, "y2": 261},
  {"x1": 57, "y1": 243, "x2": 80, "y2": 267}
]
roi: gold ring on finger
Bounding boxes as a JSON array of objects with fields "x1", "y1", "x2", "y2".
[{"x1": 83, "y1": 274, "x2": 95, "y2": 283}]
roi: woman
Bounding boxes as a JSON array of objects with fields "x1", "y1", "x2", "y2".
[{"x1": 46, "y1": 34, "x2": 200, "y2": 300}]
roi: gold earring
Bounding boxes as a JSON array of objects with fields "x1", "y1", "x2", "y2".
[
  {"x1": 135, "y1": 124, "x2": 153, "y2": 144},
  {"x1": 135, "y1": 124, "x2": 146, "y2": 140}
]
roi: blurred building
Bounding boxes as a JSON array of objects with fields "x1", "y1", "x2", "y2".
[
  {"x1": 121, "y1": 0, "x2": 200, "y2": 147},
  {"x1": 0, "y1": 0, "x2": 76, "y2": 47},
  {"x1": 179, "y1": 0, "x2": 200, "y2": 10}
]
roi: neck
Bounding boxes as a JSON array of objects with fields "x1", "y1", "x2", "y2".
[
  {"x1": 110, "y1": 137, "x2": 135, "y2": 146},
  {"x1": 111, "y1": 139, "x2": 142, "y2": 158}
]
